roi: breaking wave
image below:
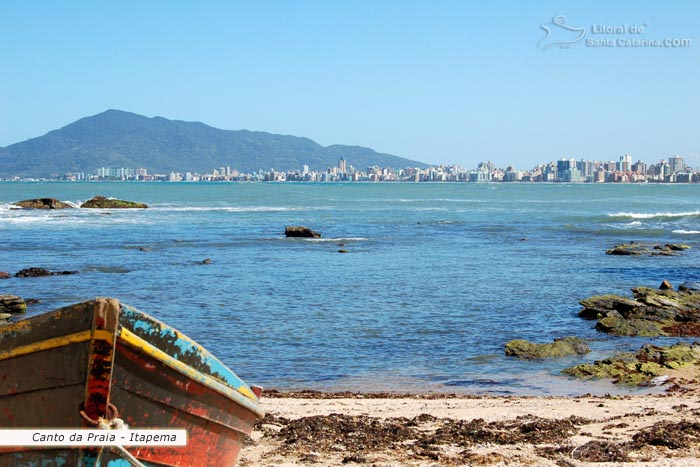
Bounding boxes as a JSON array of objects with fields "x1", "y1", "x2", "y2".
[
  {"x1": 608, "y1": 211, "x2": 700, "y2": 220},
  {"x1": 151, "y1": 205, "x2": 307, "y2": 212},
  {"x1": 673, "y1": 229, "x2": 700, "y2": 235}
]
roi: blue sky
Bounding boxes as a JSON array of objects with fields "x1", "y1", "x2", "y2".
[{"x1": 1, "y1": 1, "x2": 698, "y2": 169}]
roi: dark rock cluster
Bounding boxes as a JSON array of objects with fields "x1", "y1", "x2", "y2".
[
  {"x1": 14, "y1": 198, "x2": 74, "y2": 209},
  {"x1": 14, "y1": 196, "x2": 147, "y2": 209},
  {"x1": 563, "y1": 342, "x2": 700, "y2": 385},
  {"x1": 579, "y1": 281, "x2": 700, "y2": 337},
  {"x1": 0, "y1": 294, "x2": 27, "y2": 315},
  {"x1": 15, "y1": 267, "x2": 79, "y2": 278},
  {"x1": 606, "y1": 242, "x2": 690, "y2": 256},
  {"x1": 80, "y1": 196, "x2": 148, "y2": 209},
  {"x1": 285, "y1": 226, "x2": 321, "y2": 238}
]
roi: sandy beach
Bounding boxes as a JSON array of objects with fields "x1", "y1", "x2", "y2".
[{"x1": 240, "y1": 383, "x2": 700, "y2": 467}]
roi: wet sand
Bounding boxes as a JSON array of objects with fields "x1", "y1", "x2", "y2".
[{"x1": 240, "y1": 383, "x2": 700, "y2": 467}]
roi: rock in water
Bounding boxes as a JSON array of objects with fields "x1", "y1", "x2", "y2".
[
  {"x1": 285, "y1": 226, "x2": 321, "y2": 238},
  {"x1": 0, "y1": 295, "x2": 27, "y2": 314},
  {"x1": 0, "y1": 314, "x2": 10, "y2": 327},
  {"x1": 679, "y1": 282, "x2": 700, "y2": 292},
  {"x1": 563, "y1": 342, "x2": 700, "y2": 386},
  {"x1": 0, "y1": 272, "x2": 10, "y2": 279},
  {"x1": 14, "y1": 198, "x2": 74, "y2": 209},
  {"x1": 504, "y1": 337, "x2": 590, "y2": 359},
  {"x1": 579, "y1": 285, "x2": 700, "y2": 337},
  {"x1": 606, "y1": 242, "x2": 690, "y2": 256},
  {"x1": 666, "y1": 243, "x2": 691, "y2": 251},
  {"x1": 16, "y1": 267, "x2": 79, "y2": 277},
  {"x1": 80, "y1": 196, "x2": 148, "y2": 209},
  {"x1": 660, "y1": 280, "x2": 673, "y2": 290},
  {"x1": 15, "y1": 267, "x2": 52, "y2": 277}
]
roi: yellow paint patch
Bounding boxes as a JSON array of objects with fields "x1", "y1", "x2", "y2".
[{"x1": 0, "y1": 330, "x2": 113, "y2": 361}]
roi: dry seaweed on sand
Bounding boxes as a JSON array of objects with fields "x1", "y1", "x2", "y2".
[{"x1": 255, "y1": 412, "x2": 592, "y2": 464}]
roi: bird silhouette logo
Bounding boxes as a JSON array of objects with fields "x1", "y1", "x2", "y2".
[{"x1": 538, "y1": 15, "x2": 587, "y2": 50}]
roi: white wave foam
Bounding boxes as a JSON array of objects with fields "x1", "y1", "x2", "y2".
[
  {"x1": 0, "y1": 216, "x2": 47, "y2": 224},
  {"x1": 608, "y1": 210, "x2": 700, "y2": 219},
  {"x1": 610, "y1": 221, "x2": 643, "y2": 229},
  {"x1": 303, "y1": 237, "x2": 369, "y2": 242},
  {"x1": 0, "y1": 202, "x2": 25, "y2": 211},
  {"x1": 673, "y1": 229, "x2": 700, "y2": 235},
  {"x1": 151, "y1": 206, "x2": 306, "y2": 212}
]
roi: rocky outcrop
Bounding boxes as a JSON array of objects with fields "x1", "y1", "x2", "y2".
[
  {"x1": 579, "y1": 282, "x2": 700, "y2": 337},
  {"x1": 16, "y1": 267, "x2": 79, "y2": 277},
  {"x1": 0, "y1": 272, "x2": 10, "y2": 279},
  {"x1": 285, "y1": 226, "x2": 321, "y2": 238},
  {"x1": 606, "y1": 242, "x2": 690, "y2": 256},
  {"x1": 14, "y1": 198, "x2": 74, "y2": 209},
  {"x1": 80, "y1": 196, "x2": 148, "y2": 209},
  {"x1": 680, "y1": 282, "x2": 700, "y2": 292},
  {"x1": 563, "y1": 342, "x2": 700, "y2": 386},
  {"x1": 504, "y1": 337, "x2": 590, "y2": 359},
  {"x1": 0, "y1": 294, "x2": 27, "y2": 314}
]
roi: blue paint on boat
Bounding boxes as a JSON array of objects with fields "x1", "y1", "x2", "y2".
[
  {"x1": 107, "y1": 458, "x2": 155, "y2": 466},
  {"x1": 119, "y1": 304, "x2": 252, "y2": 394}
]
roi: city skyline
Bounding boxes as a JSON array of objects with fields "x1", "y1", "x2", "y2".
[
  {"x1": 1, "y1": 2, "x2": 697, "y2": 169},
  {"x1": 39, "y1": 153, "x2": 697, "y2": 184}
]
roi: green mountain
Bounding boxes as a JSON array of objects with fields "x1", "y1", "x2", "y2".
[{"x1": 0, "y1": 110, "x2": 428, "y2": 178}]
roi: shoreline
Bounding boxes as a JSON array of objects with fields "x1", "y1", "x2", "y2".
[{"x1": 240, "y1": 386, "x2": 700, "y2": 466}]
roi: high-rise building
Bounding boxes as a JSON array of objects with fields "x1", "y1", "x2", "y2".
[
  {"x1": 669, "y1": 155, "x2": 685, "y2": 174},
  {"x1": 544, "y1": 162, "x2": 557, "y2": 182},
  {"x1": 656, "y1": 160, "x2": 670, "y2": 179},
  {"x1": 631, "y1": 160, "x2": 647, "y2": 175},
  {"x1": 470, "y1": 163, "x2": 491, "y2": 182},
  {"x1": 557, "y1": 158, "x2": 579, "y2": 182},
  {"x1": 557, "y1": 158, "x2": 576, "y2": 173},
  {"x1": 338, "y1": 157, "x2": 347, "y2": 175},
  {"x1": 577, "y1": 159, "x2": 596, "y2": 179},
  {"x1": 618, "y1": 154, "x2": 632, "y2": 172}
]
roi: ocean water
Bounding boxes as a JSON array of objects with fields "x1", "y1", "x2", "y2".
[{"x1": 1, "y1": 182, "x2": 700, "y2": 396}]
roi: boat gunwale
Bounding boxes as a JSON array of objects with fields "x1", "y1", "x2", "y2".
[{"x1": 117, "y1": 326, "x2": 264, "y2": 418}]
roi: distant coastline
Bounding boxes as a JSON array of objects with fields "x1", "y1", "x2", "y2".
[
  {"x1": 3, "y1": 154, "x2": 695, "y2": 184},
  {"x1": 1, "y1": 111, "x2": 695, "y2": 183}
]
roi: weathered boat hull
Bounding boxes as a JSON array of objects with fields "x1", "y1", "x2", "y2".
[{"x1": 0, "y1": 298, "x2": 263, "y2": 467}]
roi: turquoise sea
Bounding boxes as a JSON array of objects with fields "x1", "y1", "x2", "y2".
[{"x1": 2, "y1": 182, "x2": 700, "y2": 395}]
